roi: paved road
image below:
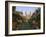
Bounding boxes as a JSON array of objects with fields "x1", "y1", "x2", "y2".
[{"x1": 18, "y1": 22, "x2": 32, "y2": 30}]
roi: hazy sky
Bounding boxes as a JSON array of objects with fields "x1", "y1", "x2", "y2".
[{"x1": 16, "y1": 6, "x2": 38, "y2": 16}]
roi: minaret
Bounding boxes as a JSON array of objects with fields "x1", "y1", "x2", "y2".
[
  {"x1": 30, "y1": 11, "x2": 31, "y2": 16},
  {"x1": 25, "y1": 11, "x2": 27, "y2": 16},
  {"x1": 23, "y1": 11, "x2": 25, "y2": 16}
]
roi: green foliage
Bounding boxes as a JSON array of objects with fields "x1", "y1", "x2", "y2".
[{"x1": 28, "y1": 8, "x2": 40, "y2": 29}]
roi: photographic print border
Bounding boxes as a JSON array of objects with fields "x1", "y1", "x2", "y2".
[{"x1": 5, "y1": 1, "x2": 45, "y2": 36}]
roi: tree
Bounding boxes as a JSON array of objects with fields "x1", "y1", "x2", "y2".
[{"x1": 29, "y1": 8, "x2": 41, "y2": 29}]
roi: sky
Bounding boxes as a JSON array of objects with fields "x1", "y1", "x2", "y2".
[{"x1": 15, "y1": 6, "x2": 38, "y2": 16}]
